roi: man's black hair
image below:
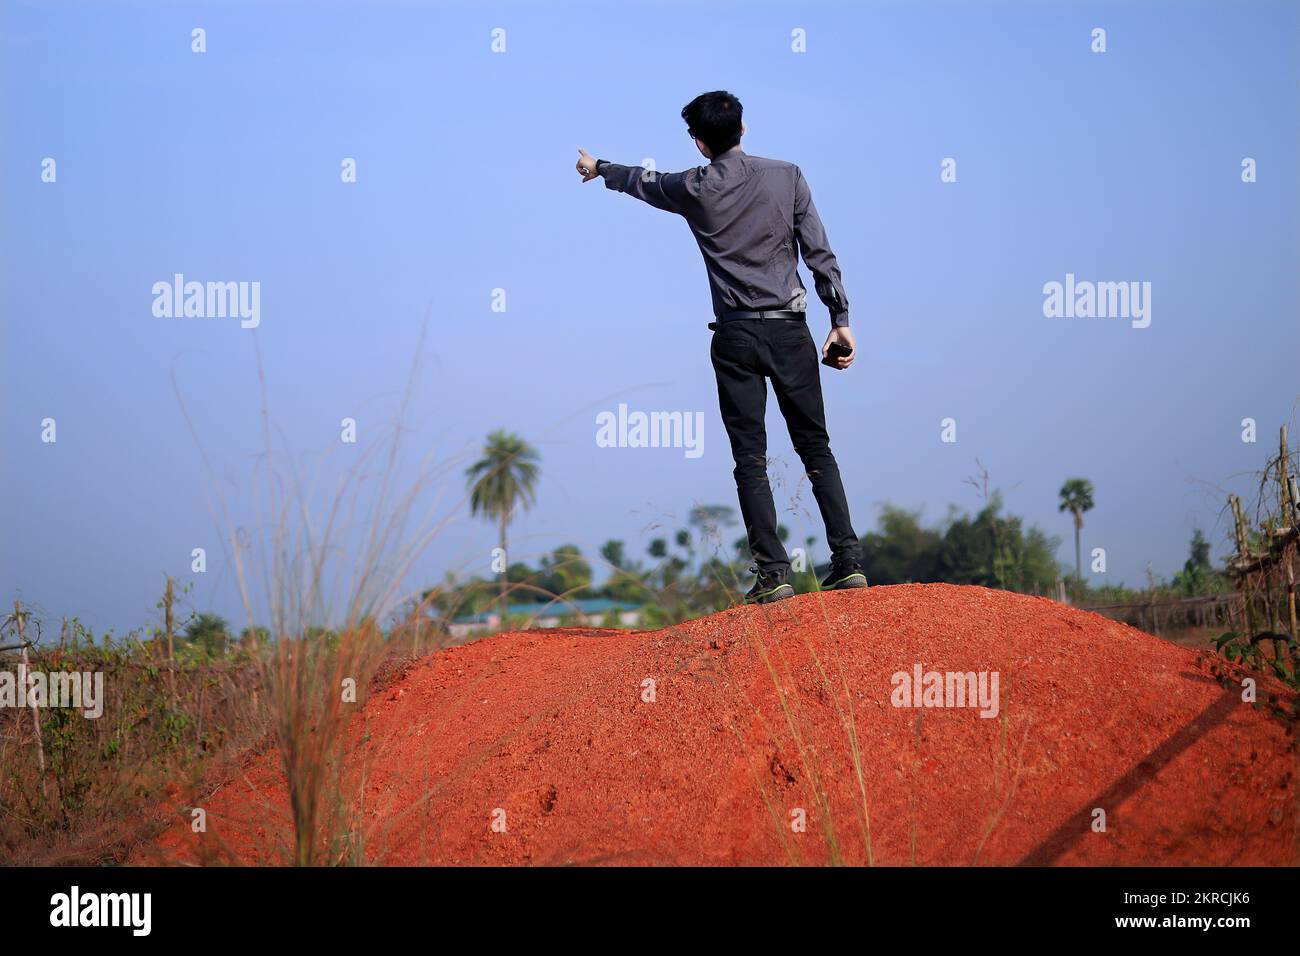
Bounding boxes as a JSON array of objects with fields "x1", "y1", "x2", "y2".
[{"x1": 681, "y1": 91, "x2": 743, "y2": 156}]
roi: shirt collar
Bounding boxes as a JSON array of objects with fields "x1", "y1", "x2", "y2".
[{"x1": 710, "y1": 145, "x2": 745, "y2": 164}]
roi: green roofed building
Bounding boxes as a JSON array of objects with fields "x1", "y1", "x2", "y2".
[{"x1": 447, "y1": 598, "x2": 643, "y2": 639}]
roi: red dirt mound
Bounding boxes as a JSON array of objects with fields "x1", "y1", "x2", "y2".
[{"x1": 145, "y1": 584, "x2": 1299, "y2": 866}]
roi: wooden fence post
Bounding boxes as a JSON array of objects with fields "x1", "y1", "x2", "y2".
[
  {"x1": 1229, "y1": 493, "x2": 1260, "y2": 637},
  {"x1": 1280, "y1": 426, "x2": 1298, "y2": 644},
  {"x1": 14, "y1": 601, "x2": 49, "y2": 800}
]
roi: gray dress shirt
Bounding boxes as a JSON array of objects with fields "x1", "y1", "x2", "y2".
[{"x1": 597, "y1": 146, "x2": 851, "y2": 328}]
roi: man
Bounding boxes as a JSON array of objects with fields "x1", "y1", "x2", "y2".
[{"x1": 575, "y1": 90, "x2": 866, "y2": 604}]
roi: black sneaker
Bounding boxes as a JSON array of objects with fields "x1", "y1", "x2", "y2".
[
  {"x1": 744, "y1": 566, "x2": 795, "y2": 604},
  {"x1": 820, "y1": 561, "x2": 868, "y2": 591}
]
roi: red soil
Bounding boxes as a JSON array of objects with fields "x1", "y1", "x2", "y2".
[{"x1": 144, "y1": 584, "x2": 1299, "y2": 866}]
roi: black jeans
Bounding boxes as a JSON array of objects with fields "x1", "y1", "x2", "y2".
[{"x1": 710, "y1": 317, "x2": 862, "y2": 575}]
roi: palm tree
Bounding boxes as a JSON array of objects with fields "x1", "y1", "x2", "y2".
[
  {"x1": 465, "y1": 430, "x2": 540, "y2": 609},
  {"x1": 1058, "y1": 478, "x2": 1095, "y2": 584}
]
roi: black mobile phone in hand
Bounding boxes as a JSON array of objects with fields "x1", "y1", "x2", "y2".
[{"x1": 823, "y1": 342, "x2": 853, "y2": 369}]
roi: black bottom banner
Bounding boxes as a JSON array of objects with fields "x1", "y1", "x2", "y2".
[{"x1": 6, "y1": 865, "x2": 1294, "y2": 943}]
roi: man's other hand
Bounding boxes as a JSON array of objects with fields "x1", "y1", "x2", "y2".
[
  {"x1": 576, "y1": 148, "x2": 600, "y2": 182},
  {"x1": 822, "y1": 326, "x2": 857, "y2": 370}
]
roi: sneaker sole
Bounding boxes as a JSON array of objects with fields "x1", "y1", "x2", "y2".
[
  {"x1": 824, "y1": 572, "x2": 868, "y2": 590},
  {"x1": 746, "y1": 583, "x2": 796, "y2": 605}
]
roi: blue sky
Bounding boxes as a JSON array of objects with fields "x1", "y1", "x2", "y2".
[{"x1": 2, "y1": 0, "x2": 1297, "y2": 635}]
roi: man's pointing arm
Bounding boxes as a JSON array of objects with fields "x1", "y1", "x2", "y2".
[{"x1": 576, "y1": 147, "x2": 693, "y2": 214}]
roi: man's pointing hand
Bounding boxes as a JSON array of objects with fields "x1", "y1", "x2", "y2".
[{"x1": 576, "y1": 148, "x2": 600, "y2": 183}]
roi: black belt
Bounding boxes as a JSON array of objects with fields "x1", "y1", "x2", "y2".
[{"x1": 709, "y1": 309, "x2": 806, "y2": 330}]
